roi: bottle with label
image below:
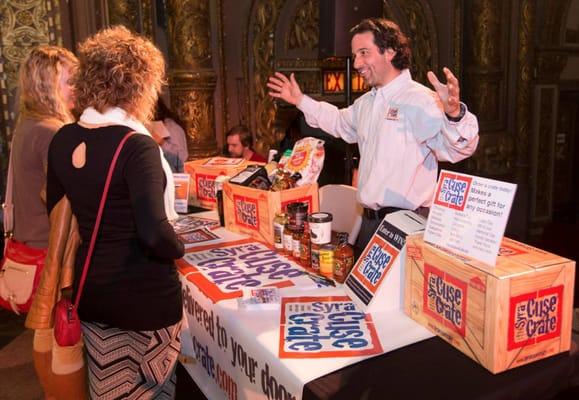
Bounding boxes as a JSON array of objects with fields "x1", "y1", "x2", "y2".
[
  {"x1": 319, "y1": 243, "x2": 335, "y2": 278},
  {"x1": 299, "y1": 222, "x2": 311, "y2": 268},
  {"x1": 273, "y1": 213, "x2": 288, "y2": 251},
  {"x1": 292, "y1": 228, "x2": 303, "y2": 259},
  {"x1": 333, "y1": 232, "x2": 354, "y2": 283},
  {"x1": 310, "y1": 243, "x2": 321, "y2": 272},
  {"x1": 283, "y1": 224, "x2": 294, "y2": 256},
  {"x1": 278, "y1": 149, "x2": 292, "y2": 169}
]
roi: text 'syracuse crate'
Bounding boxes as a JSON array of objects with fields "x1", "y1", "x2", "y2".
[
  {"x1": 404, "y1": 233, "x2": 575, "y2": 374},
  {"x1": 223, "y1": 182, "x2": 319, "y2": 245},
  {"x1": 184, "y1": 157, "x2": 251, "y2": 209}
]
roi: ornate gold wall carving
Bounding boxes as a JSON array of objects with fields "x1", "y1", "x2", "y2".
[
  {"x1": 533, "y1": 86, "x2": 556, "y2": 219},
  {"x1": 515, "y1": 0, "x2": 534, "y2": 177},
  {"x1": 0, "y1": 0, "x2": 63, "y2": 195},
  {"x1": 382, "y1": 0, "x2": 438, "y2": 85},
  {"x1": 166, "y1": 0, "x2": 218, "y2": 158},
  {"x1": 250, "y1": 0, "x2": 286, "y2": 156},
  {"x1": 464, "y1": 0, "x2": 505, "y2": 128},
  {"x1": 396, "y1": 0, "x2": 438, "y2": 85},
  {"x1": 287, "y1": 0, "x2": 319, "y2": 51},
  {"x1": 106, "y1": 0, "x2": 153, "y2": 37}
]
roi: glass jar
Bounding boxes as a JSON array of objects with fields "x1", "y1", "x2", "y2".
[
  {"x1": 273, "y1": 213, "x2": 288, "y2": 251},
  {"x1": 308, "y1": 212, "x2": 333, "y2": 245},
  {"x1": 283, "y1": 224, "x2": 294, "y2": 256},
  {"x1": 286, "y1": 202, "x2": 308, "y2": 230},
  {"x1": 292, "y1": 228, "x2": 303, "y2": 259},
  {"x1": 299, "y1": 222, "x2": 311, "y2": 268},
  {"x1": 319, "y1": 243, "x2": 335, "y2": 278},
  {"x1": 333, "y1": 232, "x2": 354, "y2": 283}
]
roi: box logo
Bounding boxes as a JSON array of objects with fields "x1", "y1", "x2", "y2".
[
  {"x1": 351, "y1": 235, "x2": 399, "y2": 294},
  {"x1": 433, "y1": 172, "x2": 473, "y2": 211},
  {"x1": 498, "y1": 244, "x2": 526, "y2": 257},
  {"x1": 196, "y1": 173, "x2": 217, "y2": 202},
  {"x1": 508, "y1": 285, "x2": 563, "y2": 350},
  {"x1": 233, "y1": 195, "x2": 260, "y2": 230},
  {"x1": 423, "y1": 264, "x2": 468, "y2": 336}
]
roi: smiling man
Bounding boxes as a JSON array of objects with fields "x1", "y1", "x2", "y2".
[{"x1": 267, "y1": 18, "x2": 479, "y2": 253}]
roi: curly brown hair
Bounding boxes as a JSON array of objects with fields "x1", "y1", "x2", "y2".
[
  {"x1": 74, "y1": 26, "x2": 165, "y2": 122},
  {"x1": 350, "y1": 18, "x2": 411, "y2": 70},
  {"x1": 18, "y1": 45, "x2": 77, "y2": 123}
]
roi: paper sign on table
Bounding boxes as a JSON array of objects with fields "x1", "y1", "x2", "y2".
[
  {"x1": 173, "y1": 173, "x2": 191, "y2": 214},
  {"x1": 424, "y1": 170, "x2": 517, "y2": 266},
  {"x1": 278, "y1": 296, "x2": 382, "y2": 359}
]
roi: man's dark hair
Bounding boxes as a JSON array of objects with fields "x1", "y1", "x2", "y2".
[
  {"x1": 226, "y1": 125, "x2": 253, "y2": 148},
  {"x1": 350, "y1": 18, "x2": 411, "y2": 70}
]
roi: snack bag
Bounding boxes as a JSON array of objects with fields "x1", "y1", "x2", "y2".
[{"x1": 285, "y1": 137, "x2": 325, "y2": 185}]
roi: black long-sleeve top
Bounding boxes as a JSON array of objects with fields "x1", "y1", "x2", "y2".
[{"x1": 47, "y1": 124, "x2": 184, "y2": 330}]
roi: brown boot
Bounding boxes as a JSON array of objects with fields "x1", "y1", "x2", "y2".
[
  {"x1": 32, "y1": 350, "x2": 56, "y2": 400},
  {"x1": 52, "y1": 365, "x2": 87, "y2": 400}
]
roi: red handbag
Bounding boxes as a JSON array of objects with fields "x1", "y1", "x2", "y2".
[
  {"x1": 54, "y1": 131, "x2": 134, "y2": 347},
  {"x1": 1, "y1": 145, "x2": 48, "y2": 314},
  {"x1": 0, "y1": 239, "x2": 47, "y2": 314}
]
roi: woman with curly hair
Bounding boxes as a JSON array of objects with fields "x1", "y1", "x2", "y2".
[
  {"x1": 8, "y1": 45, "x2": 84, "y2": 400},
  {"x1": 45, "y1": 26, "x2": 184, "y2": 399}
]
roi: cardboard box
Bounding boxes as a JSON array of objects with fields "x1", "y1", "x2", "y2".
[
  {"x1": 184, "y1": 157, "x2": 250, "y2": 209},
  {"x1": 404, "y1": 233, "x2": 575, "y2": 373},
  {"x1": 222, "y1": 181, "x2": 319, "y2": 245}
]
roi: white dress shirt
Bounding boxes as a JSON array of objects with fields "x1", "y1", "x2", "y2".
[{"x1": 298, "y1": 69, "x2": 479, "y2": 210}]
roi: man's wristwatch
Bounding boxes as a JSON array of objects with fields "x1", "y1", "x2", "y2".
[{"x1": 446, "y1": 103, "x2": 466, "y2": 122}]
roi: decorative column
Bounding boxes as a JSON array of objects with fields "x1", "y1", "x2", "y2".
[{"x1": 166, "y1": 0, "x2": 219, "y2": 158}]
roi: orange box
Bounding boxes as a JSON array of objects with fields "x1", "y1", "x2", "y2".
[
  {"x1": 184, "y1": 157, "x2": 250, "y2": 209},
  {"x1": 222, "y1": 181, "x2": 319, "y2": 245},
  {"x1": 404, "y1": 233, "x2": 575, "y2": 373}
]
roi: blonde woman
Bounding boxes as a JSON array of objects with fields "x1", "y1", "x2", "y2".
[
  {"x1": 45, "y1": 26, "x2": 184, "y2": 399},
  {"x1": 9, "y1": 45, "x2": 85, "y2": 400}
]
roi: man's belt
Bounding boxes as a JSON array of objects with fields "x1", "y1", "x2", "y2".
[
  {"x1": 363, "y1": 206, "x2": 430, "y2": 220},
  {"x1": 362, "y1": 207, "x2": 404, "y2": 220}
]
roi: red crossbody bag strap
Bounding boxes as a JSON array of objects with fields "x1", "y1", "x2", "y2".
[{"x1": 73, "y1": 131, "x2": 135, "y2": 307}]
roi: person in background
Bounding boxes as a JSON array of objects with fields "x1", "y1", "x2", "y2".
[
  {"x1": 147, "y1": 97, "x2": 189, "y2": 172},
  {"x1": 225, "y1": 124, "x2": 267, "y2": 162},
  {"x1": 10, "y1": 45, "x2": 85, "y2": 400},
  {"x1": 268, "y1": 18, "x2": 479, "y2": 254},
  {"x1": 46, "y1": 26, "x2": 184, "y2": 399}
]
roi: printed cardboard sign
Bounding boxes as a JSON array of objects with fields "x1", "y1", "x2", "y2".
[
  {"x1": 508, "y1": 285, "x2": 564, "y2": 350},
  {"x1": 279, "y1": 296, "x2": 382, "y2": 359},
  {"x1": 173, "y1": 173, "x2": 191, "y2": 214},
  {"x1": 179, "y1": 239, "x2": 307, "y2": 302},
  {"x1": 179, "y1": 228, "x2": 220, "y2": 245},
  {"x1": 425, "y1": 170, "x2": 517, "y2": 266},
  {"x1": 345, "y1": 219, "x2": 407, "y2": 308},
  {"x1": 173, "y1": 215, "x2": 220, "y2": 234},
  {"x1": 204, "y1": 157, "x2": 245, "y2": 166}
]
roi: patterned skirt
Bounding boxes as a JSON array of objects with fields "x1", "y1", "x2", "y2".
[{"x1": 81, "y1": 320, "x2": 181, "y2": 400}]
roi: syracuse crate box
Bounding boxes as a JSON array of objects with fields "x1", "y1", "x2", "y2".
[
  {"x1": 222, "y1": 181, "x2": 319, "y2": 245},
  {"x1": 184, "y1": 157, "x2": 250, "y2": 209},
  {"x1": 404, "y1": 233, "x2": 575, "y2": 374}
]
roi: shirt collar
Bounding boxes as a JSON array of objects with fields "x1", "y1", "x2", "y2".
[
  {"x1": 79, "y1": 107, "x2": 152, "y2": 138},
  {"x1": 370, "y1": 69, "x2": 411, "y2": 97}
]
